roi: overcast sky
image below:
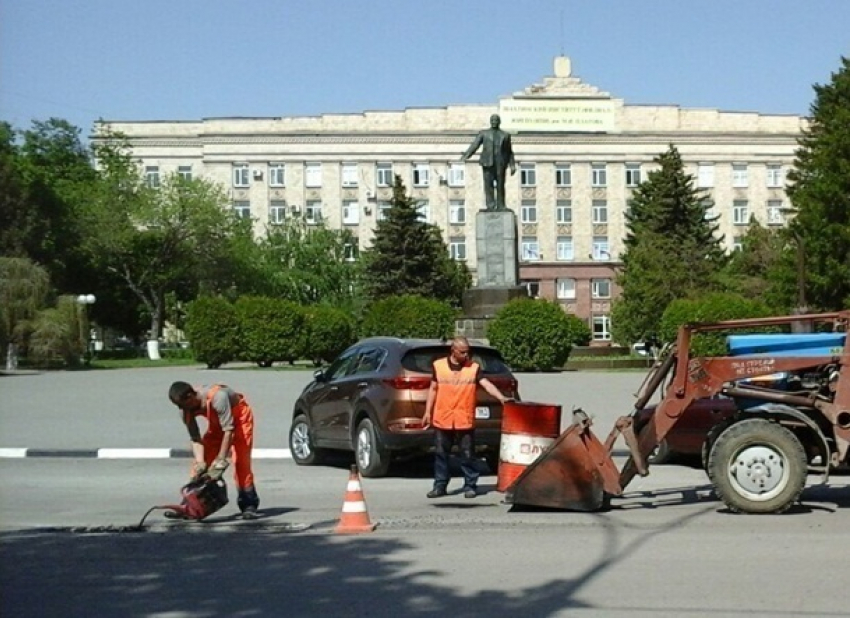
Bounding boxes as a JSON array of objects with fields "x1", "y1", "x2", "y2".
[{"x1": 2, "y1": 0, "x2": 849, "y2": 136}]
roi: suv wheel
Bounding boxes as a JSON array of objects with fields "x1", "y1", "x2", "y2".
[
  {"x1": 289, "y1": 414, "x2": 325, "y2": 465},
  {"x1": 355, "y1": 418, "x2": 390, "y2": 478}
]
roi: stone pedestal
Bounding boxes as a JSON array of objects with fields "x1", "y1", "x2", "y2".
[{"x1": 456, "y1": 210, "x2": 528, "y2": 340}]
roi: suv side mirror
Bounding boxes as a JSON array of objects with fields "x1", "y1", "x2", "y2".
[{"x1": 313, "y1": 368, "x2": 327, "y2": 382}]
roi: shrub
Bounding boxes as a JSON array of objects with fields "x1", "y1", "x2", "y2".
[
  {"x1": 565, "y1": 313, "x2": 592, "y2": 346},
  {"x1": 235, "y1": 296, "x2": 308, "y2": 366},
  {"x1": 360, "y1": 295, "x2": 457, "y2": 339},
  {"x1": 659, "y1": 292, "x2": 776, "y2": 356},
  {"x1": 307, "y1": 305, "x2": 357, "y2": 365},
  {"x1": 184, "y1": 296, "x2": 239, "y2": 368},
  {"x1": 487, "y1": 298, "x2": 574, "y2": 371}
]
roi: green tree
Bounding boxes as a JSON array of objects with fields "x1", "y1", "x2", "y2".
[
  {"x1": 0, "y1": 119, "x2": 96, "y2": 293},
  {"x1": 250, "y1": 218, "x2": 363, "y2": 310},
  {"x1": 612, "y1": 145, "x2": 726, "y2": 344},
  {"x1": 771, "y1": 57, "x2": 850, "y2": 311},
  {"x1": 361, "y1": 175, "x2": 470, "y2": 305},
  {"x1": 718, "y1": 219, "x2": 785, "y2": 305},
  {"x1": 83, "y1": 132, "x2": 247, "y2": 355},
  {"x1": 0, "y1": 257, "x2": 51, "y2": 370}
]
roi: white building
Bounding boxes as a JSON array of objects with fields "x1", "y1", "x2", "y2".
[{"x1": 97, "y1": 56, "x2": 804, "y2": 342}]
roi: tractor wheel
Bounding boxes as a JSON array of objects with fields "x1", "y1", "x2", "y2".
[{"x1": 707, "y1": 419, "x2": 807, "y2": 514}]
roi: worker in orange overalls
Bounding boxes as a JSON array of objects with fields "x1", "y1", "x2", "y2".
[
  {"x1": 168, "y1": 381, "x2": 260, "y2": 518},
  {"x1": 422, "y1": 337, "x2": 510, "y2": 499}
]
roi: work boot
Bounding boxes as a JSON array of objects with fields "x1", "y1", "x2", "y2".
[
  {"x1": 426, "y1": 487, "x2": 447, "y2": 499},
  {"x1": 463, "y1": 487, "x2": 478, "y2": 499},
  {"x1": 237, "y1": 486, "x2": 260, "y2": 513},
  {"x1": 241, "y1": 506, "x2": 259, "y2": 520}
]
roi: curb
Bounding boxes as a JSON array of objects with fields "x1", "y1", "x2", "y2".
[{"x1": 0, "y1": 448, "x2": 291, "y2": 459}]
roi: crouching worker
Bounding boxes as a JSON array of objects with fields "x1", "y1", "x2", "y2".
[{"x1": 168, "y1": 381, "x2": 260, "y2": 519}]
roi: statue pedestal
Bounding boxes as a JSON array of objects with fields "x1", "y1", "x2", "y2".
[{"x1": 456, "y1": 210, "x2": 528, "y2": 340}]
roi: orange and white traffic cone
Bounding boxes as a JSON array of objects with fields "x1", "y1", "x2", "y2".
[{"x1": 335, "y1": 465, "x2": 377, "y2": 534}]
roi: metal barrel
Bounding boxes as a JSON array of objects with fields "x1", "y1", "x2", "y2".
[{"x1": 497, "y1": 401, "x2": 562, "y2": 492}]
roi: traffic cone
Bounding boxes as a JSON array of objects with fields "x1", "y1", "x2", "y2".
[{"x1": 335, "y1": 465, "x2": 377, "y2": 534}]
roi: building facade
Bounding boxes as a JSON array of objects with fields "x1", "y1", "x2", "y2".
[{"x1": 98, "y1": 56, "x2": 804, "y2": 343}]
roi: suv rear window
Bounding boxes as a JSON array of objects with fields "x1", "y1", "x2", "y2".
[{"x1": 401, "y1": 346, "x2": 511, "y2": 375}]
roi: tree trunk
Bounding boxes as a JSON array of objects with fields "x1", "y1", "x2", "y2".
[
  {"x1": 5, "y1": 342, "x2": 18, "y2": 372},
  {"x1": 146, "y1": 298, "x2": 163, "y2": 360}
]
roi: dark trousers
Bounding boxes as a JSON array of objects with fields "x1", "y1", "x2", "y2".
[
  {"x1": 433, "y1": 427, "x2": 479, "y2": 490},
  {"x1": 482, "y1": 165, "x2": 508, "y2": 210}
]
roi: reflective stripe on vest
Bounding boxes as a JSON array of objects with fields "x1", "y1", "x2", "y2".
[{"x1": 432, "y1": 358, "x2": 479, "y2": 430}]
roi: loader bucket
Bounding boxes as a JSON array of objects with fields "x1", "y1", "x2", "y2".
[{"x1": 505, "y1": 414, "x2": 622, "y2": 511}]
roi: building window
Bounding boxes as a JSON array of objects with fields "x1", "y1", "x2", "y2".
[
  {"x1": 449, "y1": 237, "x2": 467, "y2": 261},
  {"x1": 376, "y1": 163, "x2": 393, "y2": 187},
  {"x1": 732, "y1": 164, "x2": 749, "y2": 188},
  {"x1": 449, "y1": 200, "x2": 466, "y2": 225},
  {"x1": 305, "y1": 163, "x2": 322, "y2": 188},
  {"x1": 521, "y1": 236, "x2": 540, "y2": 261},
  {"x1": 592, "y1": 315, "x2": 612, "y2": 341},
  {"x1": 592, "y1": 236, "x2": 609, "y2": 261},
  {"x1": 767, "y1": 200, "x2": 785, "y2": 225},
  {"x1": 145, "y1": 165, "x2": 160, "y2": 188},
  {"x1": 625, "y1": 163, "x2": 641, "y2": 187},
  {"x1": 697, "y1": 163, "x2": 714, "y2": 188},
  {"x1": 520, "y1": 200, "x2": 537, "y2": 224},
  {"x1": 447, "y1": 163, "x2": 465, "y2": 187},
  {"x1": 413, "y1": 163, "x2": 430, "y2": 187},
  {"x1": 702, "y1": 197, "x2": 717, "y2": 221},
  {"x1": 556, "y1": 199, "x2": 572, "y2": 224},
  {"x1": 342, "y1": 200, "x2": 360, "y2": 225},
  {"x1": 343, "y1": 241, "x2": 359, "y2": 262},
  {"x1": 522, "y1": 280, "x2": 540, "y2": 298},
  {"x1": 732, "y1": 200, "x2": 749, "y2": 225},
  {"x1": 592, "y1": 200, "x2": 608, "y2": 224},
  {"x1": 555, "y1": 164, "x2": 572, "y2": 187},
  {"x1": 269, "y1": 163, "x2": 285, "y2": 187},
  {"x1": 341, "y1": 163, "x2": 358, "y2": 188},
  {"x1": 177, "y1": 165, "x2": 192, "y2": 181},
  {"x1": 232, "y1": 200, "x2": 251, "y2": 219},
  {"x1": 591, "y1": 278, "x2": 612, "y2": 299},
  {"x1": 556, "y1": 236, "x2": 574, "y2": 261},
  {"x1": 305, "y1": 200, "x2": 322, "y2": 225},
  {"x1": 416, "y1": 200, "x2": 430, "y2": 223},
  {"x1": 732, "y1": 235, "x2": 744, "y2": 252},
  {"x1": 377, "y1": 200, "x2": 391, "y2": 221},
  {"x1": 591, "y1": 163, "x2": 607, "y2": 187},
  {"x1": 520, "y1": 163, "x2": 536, "y2": 187},
  {"x1": 269, "y1": 200, "x2": 286, "y2": 225},
  {"x1": 556, "y1": 278, "x2": 576, "y2": 300},
  {"x1": 232, "y1": 163, "x2": 249, "y2": 188},
  {"x1": 766, "y1": 164, "x2": 784, "y2": 188}
]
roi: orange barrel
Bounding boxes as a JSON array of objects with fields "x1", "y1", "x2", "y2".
[{"x1": 497, "y1": 401, "x2": 562, "y2": 492}]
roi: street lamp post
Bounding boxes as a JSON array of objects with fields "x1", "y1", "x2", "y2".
[{"x1": 76, "y1": 294, "x2": 96, "y2": 365}]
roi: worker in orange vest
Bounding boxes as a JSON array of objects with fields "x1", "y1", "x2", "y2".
[
  {"x1": 168, "y1": 381, "x2": 260, "y2": 519},
  {"x1": 422, "y1": 337, "x2": 510, "y2": 499}
]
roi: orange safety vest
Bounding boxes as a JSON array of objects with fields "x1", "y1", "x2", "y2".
[{"x1": 432, "y1": 358, "x2": 479, "y2": 430}]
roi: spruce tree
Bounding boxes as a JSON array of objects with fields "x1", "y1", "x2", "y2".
[
  {"x1": 612, "y1": 145, "x2": 726, "y2": 344},
  {"x1": 361, "y1": 175, "x2": 470, "y2": 305},
  {"x1": 771, "y1": 57, "x2": 850, "y2": 311}
]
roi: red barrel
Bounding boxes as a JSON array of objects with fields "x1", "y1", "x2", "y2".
[{"x1": 497, "y1": 401, "x2": 562, "y2": 492}]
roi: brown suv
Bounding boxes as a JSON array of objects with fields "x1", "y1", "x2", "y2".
[{"x1": 288, "y1": 337, "x2": 520, "y2": 477}]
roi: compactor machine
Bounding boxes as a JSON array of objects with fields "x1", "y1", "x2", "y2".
[{"x1": 506, "y1": 311, "x2": 850, "y2": 514}]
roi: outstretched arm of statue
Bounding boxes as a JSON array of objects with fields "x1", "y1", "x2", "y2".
[{"x1": 461, "y1": 133, "x2": 483, "y2": 161}]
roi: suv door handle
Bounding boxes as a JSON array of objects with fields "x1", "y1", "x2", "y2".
[{"x1": 357, "y1": 382, "x2": 369, "y2": 388}]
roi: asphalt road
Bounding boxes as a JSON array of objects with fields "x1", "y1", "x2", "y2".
[
  {"x1": 0, "y1": 366, "x2": 646, "y2": 451},
  {"x1": 3, "y1": 367, "x2": 850, "y2": 618}
]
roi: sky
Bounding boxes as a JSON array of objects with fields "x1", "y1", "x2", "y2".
[{"x1": 2, "y1": 0, "x2": 849, "y2": 138}]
